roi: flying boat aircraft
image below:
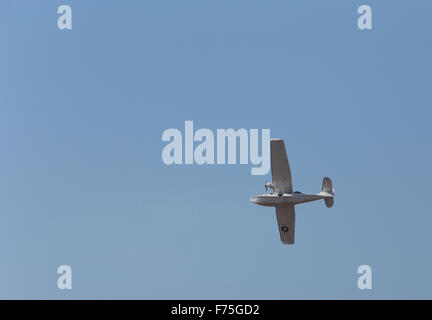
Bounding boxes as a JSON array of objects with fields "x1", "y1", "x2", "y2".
[{"x1": 250, "y1": 139, "x2": 335, "y2": 244}]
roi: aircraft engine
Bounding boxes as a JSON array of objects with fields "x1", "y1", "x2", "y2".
[{"x1": 265, "y1": 182, "x2": 274, "y2": 191}]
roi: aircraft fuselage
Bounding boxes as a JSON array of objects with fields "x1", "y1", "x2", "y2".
[{"x1": 250, "y1": 192, "x2": 327, "y2": 207}]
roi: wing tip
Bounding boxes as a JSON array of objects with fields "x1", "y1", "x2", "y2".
[{"x1": 281, "y1": 241, "x2": 295, "y2": 245}]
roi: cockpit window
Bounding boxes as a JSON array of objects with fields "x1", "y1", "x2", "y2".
[{"x1": 294, "y1": 191, "x2": 302, "y2": 194}]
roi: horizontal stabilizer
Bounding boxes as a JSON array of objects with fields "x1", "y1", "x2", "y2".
[
  {"x1": 322, "y1": 177, "x2": 333, "y2": 193},
  {"x1": 321, "y1": 177, "x2": 334, "y2": 208},
  {"x1": 324, "y1": 197, "x2": 334, "y2": 208}
]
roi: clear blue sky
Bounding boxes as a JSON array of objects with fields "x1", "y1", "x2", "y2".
[{"x1": 1, "y1": 0, "x2": 432, "y2": 299}]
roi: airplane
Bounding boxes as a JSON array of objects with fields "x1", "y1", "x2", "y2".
[{"x1": 250, "y1": 139, "x2": 335, "y2": 244}]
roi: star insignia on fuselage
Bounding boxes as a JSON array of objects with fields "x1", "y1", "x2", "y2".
[{"x1": 281, "y1": 225, "x2": 289, "y2": 233}]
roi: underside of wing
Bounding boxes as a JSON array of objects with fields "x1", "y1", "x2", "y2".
[
  {"x1": 275, "y1": 205, "x2": 295, "y2": 244},
  {"x1": 271, "y1": 139, "x2": 293, "y2": 193}
]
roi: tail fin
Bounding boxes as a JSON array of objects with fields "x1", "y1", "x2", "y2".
[{"x1": 322, "y1": 177, "x2": 334, "y2": 208}]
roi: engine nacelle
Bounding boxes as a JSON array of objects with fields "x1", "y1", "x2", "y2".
[{"x1": 264, "y1": 182, "x2": 274, "y2": 191}]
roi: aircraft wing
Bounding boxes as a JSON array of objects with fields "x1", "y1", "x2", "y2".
[
  {"x1": 275, "y1": 205, "x2": 295, "y2": 244},
  {"x1": 271, "y1": 139, "x2": 293, "y2": 193}
]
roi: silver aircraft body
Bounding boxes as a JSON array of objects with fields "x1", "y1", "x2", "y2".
[{"x1": 250, "y1": 139, "x2": 335, "y2": 244}]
